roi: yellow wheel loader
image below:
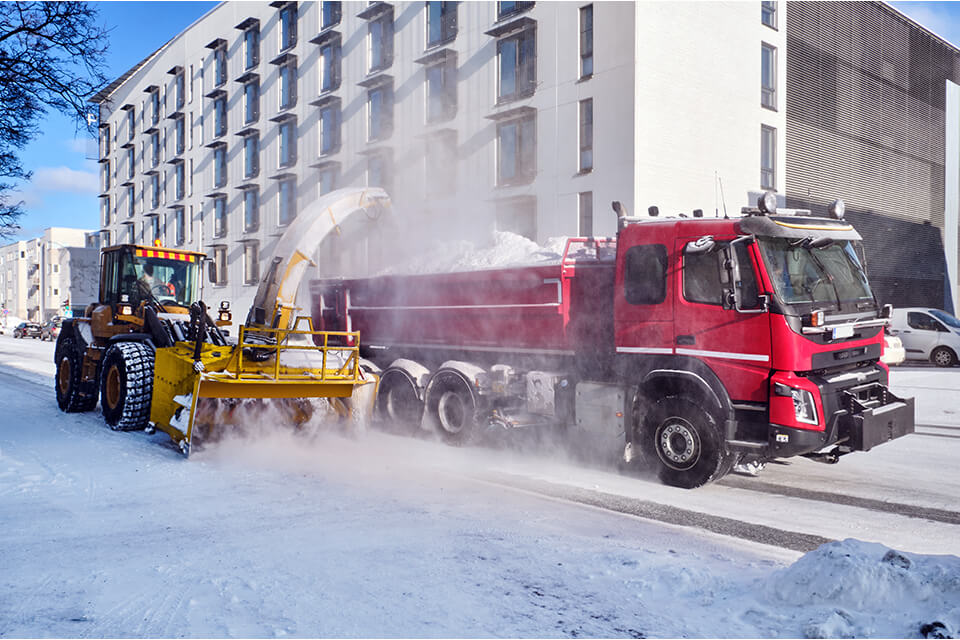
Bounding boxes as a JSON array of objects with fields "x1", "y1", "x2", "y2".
[{"x1": 54, "y1": 188, "x2": 390, "y2": 455}]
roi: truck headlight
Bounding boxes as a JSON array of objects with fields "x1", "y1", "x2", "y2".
[{"x1": 791, "y1": 388, "x2": 818, "y2": 425}]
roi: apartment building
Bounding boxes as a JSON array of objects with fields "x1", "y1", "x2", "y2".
[
  {"x1": 0, "y1": 228, "x2": 98, "y2": 324},
  {"x1": 92, "y1": 1, "x2": 783, "y2": 315}
]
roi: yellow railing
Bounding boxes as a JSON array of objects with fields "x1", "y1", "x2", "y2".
[{"x1": 232, "y1": 316, "x2": 362, "y2": 383}]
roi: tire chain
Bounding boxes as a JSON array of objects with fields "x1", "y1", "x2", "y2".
[{"x1": 108, "y1": 342, "x2": 155, "y2": 431}]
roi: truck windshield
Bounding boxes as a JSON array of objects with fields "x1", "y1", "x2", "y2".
[
  {"x1": 121, "y1": 253, "x2": 199, "y2": 307},
  {"x1": 757, "y1": 237, "x2": 873, "y2": 309}
]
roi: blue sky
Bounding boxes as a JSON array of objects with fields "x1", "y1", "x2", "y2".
[
  {"x1": 8, "y1": 1, "x2": 960, "y2": 241},
  {"x1": 10, "y1": 1, "x2": 216, "y2": 241}
]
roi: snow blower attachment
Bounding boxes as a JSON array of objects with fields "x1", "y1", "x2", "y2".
[{"x1": 54, "y1": 188, "x2": 389, "y2": 456}]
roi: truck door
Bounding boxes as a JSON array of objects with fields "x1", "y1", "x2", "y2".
[{"x1": 673, "y1": 237, "x2": 771, "y2": 403}]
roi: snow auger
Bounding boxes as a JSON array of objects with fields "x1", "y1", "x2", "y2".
[{"x1": 54, "y1": 188, "x2": 390, "y2": 455}]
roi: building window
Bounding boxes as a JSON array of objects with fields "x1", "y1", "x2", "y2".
[
  {"x1": 101, "y1": 161, "x2": 110, "y2": 191},
  {"x1": 761, "y1": 125, "x2": 776, "y2": 190},
  {"x1": 175, "y1": 116, "x2": 185, "y2": 155},
  {"x1": 243, "y1": 187, "x2": 259, "y2": 231},
  {"x1": 101, "y1": 196, "x2": 111, "y2": 227},
  {"x1": 426, "y1": 130, "x2": 457, "y2": 196},
  {"x1": 99, "y1": 125, "x2": 110, "y2": 158},
  {"x1": 368, "y1": 84, "x2": 393, "y2": 141},
  {"x1": 579, "y1": 4, "x2": 593, "y2": 78},
  {"x1": 212, "y1": 245, "x2": 227, "y2": 285},
  {"x1": 151, "y1": 174, "x2": 160, "y2": 209},
  {"x1": 214, "y1": 95, "x2": 227, "y2": 137},
  {"x1": 279, "y1": 119, "x2": 297, "y2": 167},
  {"x1": 320, "y1": 37, "x2": 341, "y2": 93},
  {"x1": 578, "y1": 191, "x2": 592, "y2": 236},
  {"x1": 322, "y1": 1, "x2": 341, "y2": 29},
  {"x1": 497, "y1": 113, "x2": 536, "y2": 185},
  {"x1": 212, "y1": 145, "x2": 227, "y2": 188},
  {"x1": 427, "y1": 1, "x2": 457, "y2": 47},
  {"x1": 189, "y1": 159, "x2": 194, "y2": 196},
  {"x1": 213, "y1": 196, "x2": 227, "y2": 238},
  {"x1": 123, "y1": 223, "x2": 135, "y2": 244},
  {"x1": 280, "y1": 4, "x2": 298, "y2": 51},
  {"x1": 127, "y1": 109, "x2": 135, "y2": 141},
  {"x1": 367, "y1": 154, "x2": 392, "y2": 193},
  {"x1": 497, "y1": 28, "x2": 536, "y2": 102},
  {"x1": 214, "y1": 45, "x2": 227, "y2": 87},
  {"x1": 318, "y1": 166, "x2": 337, "y2": 195},
  {"x1": 243, "y1": 241, "x2": 260, "y2": 285},
  {"x1": 761, "y1": 43, "x2": 776, "y2": 110},
  {"x1": 175, "y1": 162, "x2": 185, "y2": 200},
  {"x1": 243, "y1": 133, "x2": 260, "y2": 179},
  {"x1": 244, "y1": 79, "x2": 260, "y2": 124},
  {"x1": 244, "y1": 25, "x2": 260, "y2": 70},
  {"x1": 127, "y1": 147, "x2": 135, "y2": 179},
  {"x1": 127, "y1": 184, "x2": 135, "y2": 218},
  {"x1": 174, "y1": 207, "x2": 185, "y2": 246},
  {"x1": 369, "y1": 12, "x2": 394, "y2": 73},
  {"x1": 495, "y1": 196, "x2": 536, "y2": 240},
  {"x1": 319, "y1": 103, "x2": 341, "y2": 155},
  {"x1": 278, "y1": 178, "x2": 297, "y2": 225},
  {"x1": 498, "y1": 1, "x2": 534, "y2": 21},
  {"x1": 761, "y1": 1, "x2": 776, "y2": 28},
  {"x1": 579, "y1": 98, "x2": 593, "y2": 173},
  {"x1": 280, "y1": 61, "x2": 298, "y2": 109},
  {"x1": 426, "y1": 59, "x2": 456, "y2": 123},
  {"x1": 175, "y1": 71, "x2": 185, "y2": 110},
  {"x1": 150, "y1": 132, "x2": 160, "y2": 167}
]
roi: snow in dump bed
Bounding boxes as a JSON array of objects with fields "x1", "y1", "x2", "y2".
[{"x1": 380, "y1": 230, "x2": 574, "y2": 274}]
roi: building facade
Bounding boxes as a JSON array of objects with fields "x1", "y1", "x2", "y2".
[
  {"x1": 0, "y1": 228, "x2": 97, "y2": 324},
  {"x1": 92, "y1": 1, "x2": 783, "y2": 315}
]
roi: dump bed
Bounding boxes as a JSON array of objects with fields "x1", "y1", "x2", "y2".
[{"x1": 310, "y1": 239, "x2": 616, "y2": 356}]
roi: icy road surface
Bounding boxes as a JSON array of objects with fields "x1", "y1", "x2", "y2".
[{"x1": 1, "y1": 333, "x2": 959, "y2": 638}]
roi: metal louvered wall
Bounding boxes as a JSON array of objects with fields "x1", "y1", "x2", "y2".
[{"x1": 785, "y1": 1, "x2": 959, "y2": 311}]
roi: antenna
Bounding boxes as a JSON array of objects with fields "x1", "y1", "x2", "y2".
[
  {"x1": 718, "y1": 175, "x2": 729, "y2": 219},
  {"x1": 714, "y1": 171, "x2": 719, "y2": 218}
]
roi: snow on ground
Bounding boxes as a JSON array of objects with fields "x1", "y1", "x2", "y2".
[{"x1": 1, "y1": 333, "x2": 959, "y2": 638}]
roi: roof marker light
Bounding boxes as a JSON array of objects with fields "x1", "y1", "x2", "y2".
[{"x1": 757, "y1": 191, "x2": 778, "y2": 216}]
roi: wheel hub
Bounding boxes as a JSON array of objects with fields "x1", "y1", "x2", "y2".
[
  {"x1": 437, "y1": 390, "x2": 466, "y2": 433},
  {"x1": 105, "y1": 365, "x2": 121, "y2": 410},
  {"x1": 58, "y1": 357, "x2": 71, "y2": 395},
  {"x1": 657, "y1": 418, "x2": 700, "y2": 470}
]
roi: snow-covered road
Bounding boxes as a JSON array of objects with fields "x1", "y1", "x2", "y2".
[{"x1": 1, "y1": 333, "x2": 958, "y2": 638}]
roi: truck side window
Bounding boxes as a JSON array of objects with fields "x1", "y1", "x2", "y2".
[
  {"x1": 624, "y1": 244, "x2": 667, "y2": 305},
  {"x1": 734, "y1": 242, "x2": 761, "y2": 309},
  {"x1": 683, "y1": 251, "x2": 723, "y2": 305}
]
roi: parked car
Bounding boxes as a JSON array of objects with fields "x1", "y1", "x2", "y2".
[
  {"x1": 881, "y1": 328, "x2": 906, "y2": 366},
  {"x1": 40, "y1": 317, "x2": 62, "y2": 341},
  {"x1": 12, "y1": 322, "x2": 42, "y2": 339},
  {"x1": 889, "y1": 307, "x2": 960, "y2": 367}
]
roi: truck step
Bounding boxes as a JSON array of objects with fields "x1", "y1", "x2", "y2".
[{"x1": 726, "y1": 439, "x2": 767, "y2": 450}]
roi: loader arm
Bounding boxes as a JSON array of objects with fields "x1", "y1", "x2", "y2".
[{"x1": 245, "y1": 187, "x2": 392, "y2": 332}]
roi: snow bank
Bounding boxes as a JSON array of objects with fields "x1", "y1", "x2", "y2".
[
  {"x1": 766, "y1": 539, "x2": 960, "y2": 638},
  {"x1": 380, "y1": 231, "x2": 570, "y2": 275}
]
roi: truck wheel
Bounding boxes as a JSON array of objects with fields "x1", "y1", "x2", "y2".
[
  {"x1": 426, "y1": 371, "x2": 478, "y2": 446},
  {"x1": 377, "y1": 369, "x2": 423, "y2": 431},
  {"x1": 100, "y1": 342, "x2": 154, "y2": 431},
  {"x1": 931, "y1": 346, "x2": 957, "y2": 368},
  {"x1": 640, "y1": 396, "x2": 734, "y2": 489},
  {"x1": 55, "y1": 336, "x2": 98, "y2": 412}
]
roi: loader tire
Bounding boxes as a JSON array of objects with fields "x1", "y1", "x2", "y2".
[
  {"x1": 639, "y1": 396, "x2": 734, "y2": 489},
  {"x1": 100, "y1": 342, "x2": 154, "y2": 431},
  {"x1": 55, "y1": 336, "x2": 98, "y2": 412}
]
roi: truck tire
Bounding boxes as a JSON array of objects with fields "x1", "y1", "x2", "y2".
[
  {"x1": 55, "y1": 336, "x2": 98, "y2": 412},
  {"x1": 931, "y1": 346, "x2": 957, "y2": 368},
  {"x1": 377, "y1": 369, "x2": 423, "y2": 431},
  {"x1": 425, "y1": 370, "x2": 478, "y2": 446},
  {"x1": 100, "y1": 342, "x2": 154, "y2": 431},
  {"x1": 639, "y1": 396, "x2": 734, "y2": 489}
]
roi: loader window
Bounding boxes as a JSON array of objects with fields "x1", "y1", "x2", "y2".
[
  {"x1": 624, "y1": 244, "x2": 667, "y2": 305},
  {"x1": 126, "y1": 254, "x2": 199, "y2": 307}
]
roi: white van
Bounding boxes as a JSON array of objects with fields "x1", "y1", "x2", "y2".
[{"x1": 888, "y1": 307, "x2": 960, "y2": 367}]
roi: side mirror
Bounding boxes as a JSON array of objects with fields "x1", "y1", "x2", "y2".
[{"x1": 684, "y1": 235, "x2": 716, "y2": 255}]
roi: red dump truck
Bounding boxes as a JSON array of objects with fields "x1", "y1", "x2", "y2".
[{"x1": 310, "y1": 196, "x2": 915, "y2": 488}]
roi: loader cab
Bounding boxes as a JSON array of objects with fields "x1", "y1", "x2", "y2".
[{"x1": 100, "y1": 245, "x2": 204, "y2": 311}]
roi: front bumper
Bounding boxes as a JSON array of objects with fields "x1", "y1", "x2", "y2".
[{"x1": 768, "y1": 381, "x2": 915, "y2": 459}]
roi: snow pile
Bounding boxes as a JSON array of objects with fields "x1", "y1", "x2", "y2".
[
  {"x1": 380, "y1": 231, "x2": 570, "y2": 275},
  {"x1": 765, "y1": 539, "x2": 960, "y2": 638}
]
